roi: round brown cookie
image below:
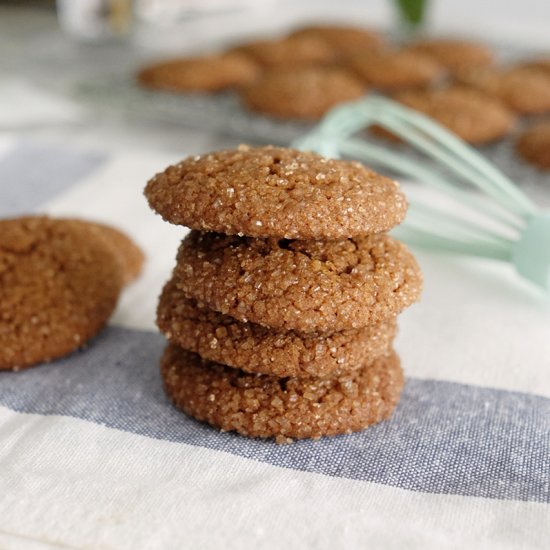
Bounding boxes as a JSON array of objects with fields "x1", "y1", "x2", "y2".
[
  {"x1": 456, "y1": 66, "x2": 550, "y2": 115},
  {"x1": 516, "y1": 121, "x2": 550, "y2": 170},
  {"x1": 137, "y1": 53, "x2": 260, "y2": 93},
  {"x1": 157, "y1": 277, "x2": 397, "y2": 378},
  {"x1": 347, "y1": 50, "x2": 444, "y2": 90},
  {"x1": 174, "y1": 231, "x2": 422, "y2": 334},
  {"x1": 231, "y1": 36, "x2": 336, "y2": 68},
  {"x1": 160, "y1": 345, "x2": 404, "y2": 442},
  {"x1": 288, "y1": 24, "x2": 385, "y2": 57},
  {"x1": 73, "y1": 221, "x2": 144, "y2": 284},
  {"x1": 145, "y1": 145, "x2": 407, "y2": 239},
  {"x1": 240, "y1": 66, "x2": 366, "y2": 121},
  {"x1": 377, "y1": 86, "x2": 516, "y2": 145},
  {"x1": 518, "y1": 57, "x2": 550, "y2": 76},
  {"x1": 405, "y1": 39, "x2": 494, "y2": 74},
  {"x1": 0, "y1": 217, "x2": 128, "y2": 370}
]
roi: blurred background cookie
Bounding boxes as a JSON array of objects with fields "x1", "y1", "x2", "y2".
[
  {"x1": 376, "y1": 86, "x2": 516, "y2": 145},
  {"x1": 240, "y1": 66, "x2": 366, "y2": 120},
  {"x1": 456, "y1": 66, "x2": 550, "y2": 115},
  {"x1": 347, "y1": 49, "x2": 444, "y2": 91},
  {"x1": 405, "y1": 38, "x2": 494, "y2": 74},
  {"x1": 137, "y1": 53, "x2": 260, "y2": 93},
  {"x1": 230, "y1": 35, "x2": 336, "y2": 68},
  {"x1": 516, "y1": 121, "x2": 550, "y2": 170},
  {"x1": 288, "y1": 24, "x2": 385, "y2": 57}
]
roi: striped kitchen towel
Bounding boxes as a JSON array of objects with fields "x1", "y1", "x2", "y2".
[{"x1": 0, "y1": 136, "x2": 548, "y2": 550}]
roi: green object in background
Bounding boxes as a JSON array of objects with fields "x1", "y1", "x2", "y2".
[
  {"x1": 292, "y1": 96, "x2": 550, "y2": 293},
  {"x1": 395, "y1": 0, "x2": 428, "y2": 27}
]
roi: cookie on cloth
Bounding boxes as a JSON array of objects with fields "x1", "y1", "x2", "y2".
[
  {"x1": 144, "y1": 145, "x2": 407, "y2": 239},
  {"x1": 347, "y1": 50, "x2": 444, "y2": 91},
  {"x1": 137, "y1": 53, "x2": 260, "y2": 93},
  {"x1": 456, "y1": 66, "x2": 550, "y2": 115},
  {"x1": 157, "y1": 277, "x2": 397, "y2": 378},
  {"x1": 288, "y1": 24, "x2": 385, "y2": 57},
  {"x1": 515, "y1": 121, "x2": 550, "y2": 170},
  {"x1": 0, "y1": 216, "x2": 142, "y2": 370},
  {"x1": 77, "y1": 221, "x2": 144, "y2": 284},
  {"x1": 240, "y1": 66, "x2": 366, "y2": 120},
  {"x1": 174, "y1": 231, "x2": 422, "y2": 334},
  {"x1": 405, "y1": 38, "x2": 494, "y2": 74},
  {"x1": 375, "y1": 86, "x2": 516, "y2": 145},
  {"x1": 160, "y1": 345, "x2": 404, "y2": 442},
  {"x1": 231, "y1": 35, "x2": 336, "y2": 68}
]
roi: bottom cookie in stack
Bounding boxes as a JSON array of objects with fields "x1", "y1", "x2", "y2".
[{"x1": 160, "y1": 344, "x2": 403, "y2": 444}]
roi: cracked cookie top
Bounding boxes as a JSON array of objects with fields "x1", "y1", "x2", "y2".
[{"x1": 145, "y1": 145, "x2": 408, "y2": 239}]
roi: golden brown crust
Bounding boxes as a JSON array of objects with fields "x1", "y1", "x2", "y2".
[
  {"x1": 161, "y1": 345, "x2": 404, "y2": 442},
  {"x1": 347, "y1": 50, "x2": 443, "y2": 90},
  {"x1": 0, "y1": 217, "x2": 128, "y2": 370},
  {"x1": 157, "y1": 277, "x2": 397, "y2": 378},
  {"x1": 240, "y1": 66, "x2": 366, "y2": 120},
  {"x1": 137, "y1": 53, "x2": 260, "y2": 93},
  {"x1": 456, "y1": 66, "x2": 550, "y2": 115},
  {"x1": 144, "y1": 145, "x2": 407, "y2": 239},
  {"x1": 516, "y1": 121, "x2": 550, "y2": 170},
  {"x1": 231, "y1": 36, "x2": 336, "y2": 68},
  {"x1": 288, "y1": 24, "x2": 385, "y2": 57},
  {"x1": 174, "y1": 231, "x2": 422, "y2": 334},
  {"x1": 406, "y1": 39, "x2": 494, "y2": 74},
  {"x1": 72, "y1": 221, "x2": 144, "y2": 284},
  {"x1": 388, "y1": 86, "x2": 516, "y2": 144}
]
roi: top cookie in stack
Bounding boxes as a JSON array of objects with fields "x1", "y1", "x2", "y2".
[
  {"x1": 145, "y1": 145, "x2": 422, "y2": 442},
  {"x1": 144, "y1": 145, "x2": 407, "y2": 239}
]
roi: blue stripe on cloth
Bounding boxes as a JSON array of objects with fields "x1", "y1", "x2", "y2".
[
  {"x1": 0, "y1": 326, "x2": 548, "y2": 503},
  {"x1": 0, "y1": 142, "x2": 106, "y2": 216}
]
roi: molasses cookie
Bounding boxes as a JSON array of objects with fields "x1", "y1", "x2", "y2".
[
  {"x1": 77, "y1": 221, "x2": 144, "y2": 284},
  {"x1": 380, "y1": 86, "x2": 516, "y2": 145},
  {"x1": 240, "y1": 66, "x2": 366, "y2": 120},
  {"x1": 161, "y1": 345, "x2": 404, "y2": 442},
  {"x1": 157, "y1": 277, "x2": 397, "y2": 378},
  {"x1": 456, "y1": 66, "x2": 550, "y2": 115},
  {"x1": 137, "y1": 53, "x2": 260, "y2": 93},
  {"x1": 406, "y1": 38, "x2": 494, "y2": 74},
  {"x1": 0, "y1": 216, "x2": 137, "y2": 370},
  {"x1": 516, "y1": 121, "x2": 550, "y2": 170},
  {"x1": 348, "y1": 50, "x2": 443, "y2": 90},
  {"x1": 231, "y1": 35, "x2": 336, "y2": 68},
  {"x1": 289, "y1": 24, "x2": 385, "y2": 57},
  {"x1": 145, "y1": 145, "x2": 408, "y2": 239},
  {"x1": 174, "y1": 231, "x2": 422, "y2": 334}
]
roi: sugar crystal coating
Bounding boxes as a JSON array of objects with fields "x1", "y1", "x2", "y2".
[
  {"x1": 0, "y1": 217, "x2": 133, "y2": 370},
  {"x1": 174, "y1": 231, "x2": 422, "y2": 333},
  {"x1": 157, "y1": 277, "x2": 397, "y2": 378},
  {"x1": 161, "y1": 345, "x2": 403, "y2": 441},
  {"x1": 144, "y1": 145, "x2": 408, "y2": 239}
]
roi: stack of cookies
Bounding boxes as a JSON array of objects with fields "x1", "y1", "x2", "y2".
[{"x1": 145, "y1": 145, "x2": 422, "y2": 443}]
